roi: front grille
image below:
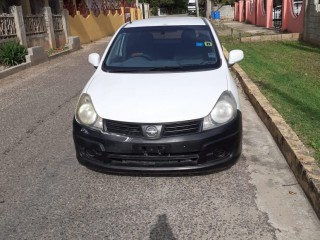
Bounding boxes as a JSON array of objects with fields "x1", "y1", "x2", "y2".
[
  {"x1": 105, "y1": 119, "x2": 202, "y2": 138},
  {"x1": 163, "y1": 120, "x2": 201, "y2": 136},
  {"x1": 105, "y1": 120, "x2": 142, "y2": 137}
]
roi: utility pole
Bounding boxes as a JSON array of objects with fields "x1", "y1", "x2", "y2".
[{"x1": 196, "y1": 0, "x2": 199, "y2": 17}]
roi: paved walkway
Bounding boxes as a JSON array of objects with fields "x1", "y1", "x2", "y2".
[{"x1": 212, "y1": 20, "x2": 280, "y2": 36}]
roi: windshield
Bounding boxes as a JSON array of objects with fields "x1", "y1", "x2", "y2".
[{"x1": 103, "y1": 25, "x2": 221, "y2": 72}]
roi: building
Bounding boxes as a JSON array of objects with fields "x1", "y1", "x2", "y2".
[{"x1": 233, "y1": 0, "x2": 320, "y2": 46}]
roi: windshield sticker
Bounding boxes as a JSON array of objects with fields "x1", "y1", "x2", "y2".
[
  {"x1": 196, "y1": 42, "x2": 204, "y2": 47},
  {"x1": 208, "y1": 53, "x2": 215, "y2": 58},
  {"x1": 204, "y1": 42, "x2": 213, "y2": 47}
]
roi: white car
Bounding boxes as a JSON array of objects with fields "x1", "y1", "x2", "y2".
[{"x1": 73, "y1": 17, "x2": 244, "y2": 173}]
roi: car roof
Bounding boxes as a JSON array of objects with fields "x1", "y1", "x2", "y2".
[{"x1": 124, "y1": 17, "x2": 206, "y2": 28}]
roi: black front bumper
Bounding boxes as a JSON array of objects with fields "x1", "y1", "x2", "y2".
[{"x1": 73, "y1": 111, "x2": 242, "y2": 174}]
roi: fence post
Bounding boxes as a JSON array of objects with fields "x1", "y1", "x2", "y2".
[
  {"x1": 10, "y1": 6, "x2": 27, "y2": 47},
  {"x1": 43, "y1": 6, "x2": 56, "y2": 49},
  {"x1": 61, "y1": 9, "x2": 71, "y2": 44}
]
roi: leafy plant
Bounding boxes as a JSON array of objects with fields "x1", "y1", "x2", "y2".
[{"x1": 0, "y1": 41, "x2": 27, "y2": 66}]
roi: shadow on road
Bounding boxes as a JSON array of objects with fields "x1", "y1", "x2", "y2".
[{"x1": 150, "y1": 214, "x2": 176, "y2": 240}]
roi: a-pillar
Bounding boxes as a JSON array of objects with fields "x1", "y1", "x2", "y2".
[
  {"x1": 10, "y1": 6, "x2": 28, "y2": 47},
  {"x1": 43, "y1": 7, "x2": 56, "y2": 49}
]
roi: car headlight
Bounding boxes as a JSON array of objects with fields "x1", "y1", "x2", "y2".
[
  {"x1": 203, "y1": 91, "x2": 237, "y2": 131},
  {"x1": 75, "y1": 93, "x2": 103, "y2": 130}
]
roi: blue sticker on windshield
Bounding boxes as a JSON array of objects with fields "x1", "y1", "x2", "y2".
[{"x1": 196, "y1": 42, "x2": 204, "y2": 47}]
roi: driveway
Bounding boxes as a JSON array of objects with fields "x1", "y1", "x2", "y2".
[{"x1": 0, "y1": 38, "x2": 319, "y2": 239}]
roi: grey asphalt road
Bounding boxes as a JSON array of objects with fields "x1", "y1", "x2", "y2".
[{"x1": 0, "y1": 38, "x2": 320, "y2": 240}]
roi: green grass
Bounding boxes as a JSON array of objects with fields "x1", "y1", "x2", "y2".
[{"x1": 223, "y1": 40, "x2": 320, "y2": 163}]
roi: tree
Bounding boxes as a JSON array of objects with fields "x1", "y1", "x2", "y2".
[
  {"x1": 0, "y1": 0, "x2": 21, "y2": 13},
  {"x1": 145, "y1": 0, "x2": 187, "y2": 15}
]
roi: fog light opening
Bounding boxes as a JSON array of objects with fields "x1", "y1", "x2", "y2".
[
  {"x1": 80, "y1": 146, "x2": 103, "y2": 159},
  {"x1": 206, "y1": 147, "x2": 231, "y2": 161}
]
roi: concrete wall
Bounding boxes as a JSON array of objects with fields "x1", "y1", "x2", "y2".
[
  {"x1": 219, "y1": 5, "x2": 234, "y2": 19},
  {"x1": 256, "y1": 0, "x2": 273, "y2": 28},
  {"x1": 303, "y1": 0, "x2": 320, "y2": 46},
  {"x1": 55, "y1": 31, "x2": 67, "y2": 48},
  {"x1": 68, "y1": 7, "x2": 142, "y2": 44},
  {"x1": 234, "y1": 2, "x2": 239, "y2": 20},
  {"x1": 239, "y1": 1, "x2": 245, "y2": 22},
  {"x1": 68, "y1": 10, "x2": 125, "y2": 44},
  {"x1": 282, "y1": 0, "x2": 305, "y2": 33},
  {"x1": 26, "y1": 33, "x2": 50, "y2": 49},
  {"x1": 245, "y1": 0, "x2": 256, "y2": 24}
]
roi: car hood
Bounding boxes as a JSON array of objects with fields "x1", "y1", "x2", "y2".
[{"x1": 87, "y1": 69, "x2": 227, "y2": 123}]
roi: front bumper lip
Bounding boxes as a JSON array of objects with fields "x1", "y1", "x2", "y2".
[{"x1": 73, "y1": 111, "x2": 242, "y2": 174}]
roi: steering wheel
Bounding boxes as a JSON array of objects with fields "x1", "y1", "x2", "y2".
[{"x1": 130, "y1": 53, "x2": 152, "y2": 61}]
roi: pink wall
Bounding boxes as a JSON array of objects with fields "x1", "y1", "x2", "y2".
[
  {"x1": 246, "y1": 0, "x2": 256, "y2": 24},
  {"x1": 234, "y1": 0, "x2": 304, "y2": 33},
  {"x1": 239, "y1": 0, "x2": 245, "y2": 22},
  {"x1": 256, "y1": 0, "x2": 273, "y2": 28},
  {"x1": 281, "y1": 0, "x2": 305, "y2": 33},
  {"x1": 234, "y1": 2, "x2": 239, "y2": 21}
]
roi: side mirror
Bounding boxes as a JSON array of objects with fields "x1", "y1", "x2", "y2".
[
  {"x1": 228, "y1": 50, "x2": 244, "y2": 67},
  {"x1": 88, "y1": 53, "x2": 100, "y2": 68}
]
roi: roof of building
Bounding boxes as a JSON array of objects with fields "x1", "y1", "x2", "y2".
[{"x1": 124, "y1": 17, "x2": 206, "y2": 28}]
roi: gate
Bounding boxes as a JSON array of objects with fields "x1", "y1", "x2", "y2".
[{"x1": 273, "y1": 0, "x2": 282, "y2": 28}]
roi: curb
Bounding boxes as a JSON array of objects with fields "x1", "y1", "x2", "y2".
[
  {"x1": 48, "y1": 49, "x2": 72, "y2": 61},
  {"x1": 0, "y1": 62, "x2": 31, "y2": 79},
  {"x1": 240, "y1": 33, "x2": 301, "y2": 42},
  {"x1": 0, "y1": 49, "x2": 70, "y2": 80},
  {"x1": 0, "y1": 36, "x2": 81, "y2": 80},
  {"x1": 224, "y1": 48, "x2": 320, "y2": 219}
]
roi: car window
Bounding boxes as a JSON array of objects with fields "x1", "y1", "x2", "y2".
[{"x1": 103, "y1": 25, "x2": 221, "y2": 72}]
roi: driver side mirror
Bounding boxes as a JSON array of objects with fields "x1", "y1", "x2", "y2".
[
  {"x1": 228, "y1": 50, "x2": 244, "y2": 67},
  {"x1": 88, "y1": 53, "x2": 100, "y2": 68}
]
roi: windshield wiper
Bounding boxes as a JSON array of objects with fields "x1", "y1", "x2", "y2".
[
  {"x1": 106, "y1": 64, "x2": 214, "y2": 73},
  {"x1": 106, "y1": 66, "x2": 184, "y2": 72},
  {"x1": 107, "y1": 68, "x2": 147, "y2": 73},
  {"x1": 146, "y1": 66, "x2": 185, "y2": 71}
]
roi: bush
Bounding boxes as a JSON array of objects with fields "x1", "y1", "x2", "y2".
[{"x1": 0, "y1": 41, "x2": 27, "y2": 66}]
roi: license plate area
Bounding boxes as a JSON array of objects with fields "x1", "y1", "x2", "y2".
[{"x1": 132, "y1": 144, "x2": 171, "y2": 155}]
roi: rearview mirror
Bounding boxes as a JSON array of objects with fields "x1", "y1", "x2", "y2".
[
  {"x1": 88, "y1": 53, "x2": 100, "y2": 68},
  {"x1": 228, "y1": 50, "x2": 244, "y2": 67}
]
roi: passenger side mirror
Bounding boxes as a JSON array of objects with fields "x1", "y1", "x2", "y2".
[
  {"x1": 88, "y1": 53, "x2": 100, "y2": 68},
  {"x1": 228, "y1": 50, "x2": 244, "y2": 67}
]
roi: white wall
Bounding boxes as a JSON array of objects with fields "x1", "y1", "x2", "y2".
[{"x1": 218, "y1": 5, "x2": 234, "y2": 20}]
